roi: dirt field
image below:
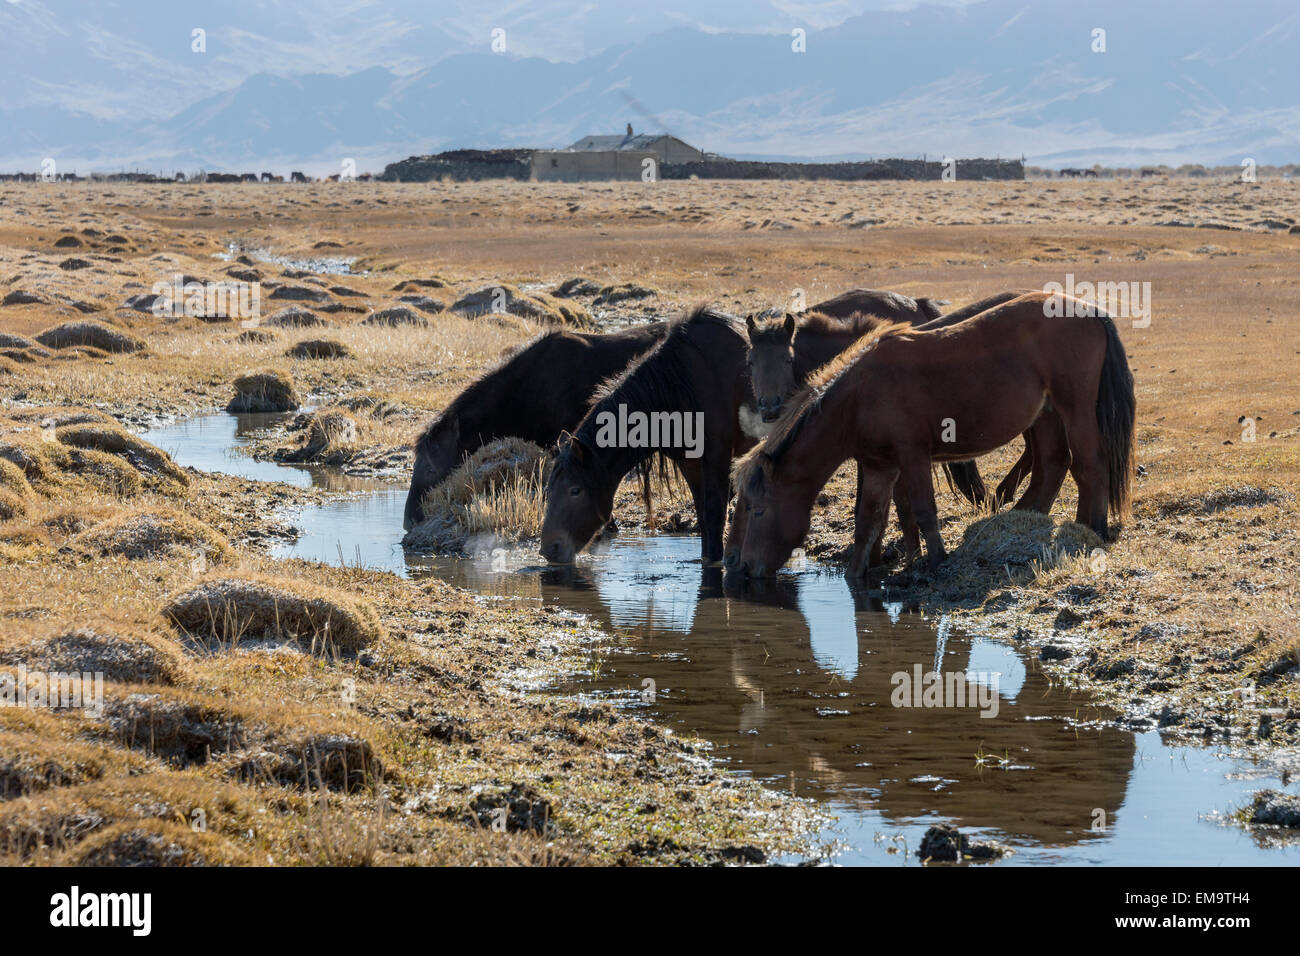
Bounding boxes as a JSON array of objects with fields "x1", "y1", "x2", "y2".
[{"x1": 1, "y1": 178, "x2": 1297, "y2": 864}]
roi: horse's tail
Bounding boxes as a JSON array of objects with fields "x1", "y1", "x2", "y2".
[
  {"x1": 1095, "y1": 313, "x2": 1137, "y2": 520},
  {"x1": 941, "y1": 460, "x2": 989, "y2": 508}
]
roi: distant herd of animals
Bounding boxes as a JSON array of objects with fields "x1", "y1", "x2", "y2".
[{"x1": 404, "y1": 288, "x2": 1137, "y2": 581}]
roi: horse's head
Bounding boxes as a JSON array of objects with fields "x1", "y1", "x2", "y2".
[
  {"x1": 722, "y1": 482, "x2": 750, "y2": 574},
  {"x1": 745, "y1": 312, "x2": 799, "y2": 422},
  {"x1": 734, "y1": 452, "x2": 810, "y2": 578},
  {"x1": 540, "y1": 431, "x2": 614, "y2": 564},
  {"x1": 404, "y1": 416, "x2": 461, "y2": 531}
]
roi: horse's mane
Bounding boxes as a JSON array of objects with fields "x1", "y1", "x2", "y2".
[
  {"x1": 577, "y1": 303, "x2": 741, "y2": 441},
  {"x1": 733, "y1": 320, "x2": 911, "y2": 490},
  {"x1": 747, "y1": 310, "x2": 893, "y2": 347}
]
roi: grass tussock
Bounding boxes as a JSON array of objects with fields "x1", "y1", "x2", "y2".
[
  {"x1": 403, "y1": 438, "x2": 548, "y2": 552},
  {"x1": 277, "y1": 408, "x2": 359, "y2": 464},
  {"x1": 69, "y1": 507, "x2": 233, "y2": 564},
  {"x1": 162, "y1": 572, "x2": 384, "y2": 653},
  {"x1": 55, "y1": 422, "x2": 189, "y2": 488},
  {"x1": 0, "y1": 774, "x2": 270, "y2": 863},
  {"x1": 92, "y1": 684, "x2": 387, "y2": 794},
  {"x1": 286, "y1": 338, "x2": 352, "y2": 359},
  {"x1": 262, "y1": 307, "x2": 327, "y2": 328},
  {"x1": 450, "y1": 283, "x2": 593, "y2": 329},
  {"x1": 0, "y1": 414, "x2": 186, "y2": 497},
  {"x1": 0, "y1": 622, "x2": 192, "y2": 686},
  {"x1": 53, "y1": 819, "x2": 256, "y2": 867},
  {"x1": 0, "y1": 489, "x2": 28, "y2": 522},
  {"x1": 35, "y1": 320, "x2": 145, "y2": 354},
  {"x1": 0, "y1": 723, "x2": 148, "y2": 800},
  {"x1": 227, "y1": 369, "x2": 299, "y2": 412}
]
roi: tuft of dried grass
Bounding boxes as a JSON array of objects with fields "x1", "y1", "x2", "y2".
[
  {"x1": 450, "y1": 283, "x2": 592, "y2": 329},
  {"x1": 55, "y1": 422, "x2": 190, "y2": 489},
  {"x1": 402, "y1": 438, "x2": 548, "y2": 552},
  {"x1": 69, "y1": 507, "x2": 233, "y2": 564},
  {"x1": 35, "y1": 320, "x2": 145, "y2": 354},
  {"x1": 0, "y1": 623, "x2": 191, "y2": 686},
  {"x1": 286, "y1": 338, "x2": 352, "y2": 359},
  {"x1": 0, "y1": 489, "x2": 28, "y2": 522},
  {"x1": 227, "y1": 369, "x2": 299, "y2": 412},
  {"x1": 161, "y1": 573, "x2": 384, "y2": 653},
  {"x1": 54, "y1": 819, "x2": 256, "y2": 867}
]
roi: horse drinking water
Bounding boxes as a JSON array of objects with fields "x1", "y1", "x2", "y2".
[
  {"x1": 404, "y1": 323, "x2": 668, "y2": 531},
  {"x1": 540, "y1": 306, "x2": 754, "y2": 565},
  {"x1": 732, "y1": 291, "x2": 1136, "y2": 576}
]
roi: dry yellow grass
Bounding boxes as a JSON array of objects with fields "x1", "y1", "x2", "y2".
[
  {"x1": 69, "y1": 507, "x2": 234, "y2": 564},
  {"x1": 2, "y1": 177, "x2": 1295, "y2": 865},
  {"x1": 403, "y1": 438, "x2": 548, "y2": 551},
  {"x1": 162, "y1": 572, "x2": 384, "y2": 653}
]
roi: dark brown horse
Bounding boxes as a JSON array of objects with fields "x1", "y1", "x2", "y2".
[
  {"x1": 404, "y1": 323, "x2": 668, "y2": 530},
  {"x1": 809, "y1": 288, "x2": 944, "y2": 322},
  {"x1": 732, "y1": 292, "x2": 1135, "y2": 576},
  {"x1": 540, "y1": 306, "x2": 751, "y2": 565}
]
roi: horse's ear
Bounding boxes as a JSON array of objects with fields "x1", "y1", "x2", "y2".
[
  {"x1": 561, "y1": 431, "x2": 592, "y2": 465},
  {"x1": 556, "y1": 430, "x2": 573, "y2": 452},
  {"x1": 782, "y1": 313, "x2": 797, "y2": 340},
  {"x1": 745, "y1": 313, "x2": 757, "y2": 333}
]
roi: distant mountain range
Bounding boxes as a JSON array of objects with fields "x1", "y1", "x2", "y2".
[{"x1": 2, "y1": 0, "x2": 1297, "y2": 174}]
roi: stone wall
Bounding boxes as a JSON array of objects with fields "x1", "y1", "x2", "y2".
[
  {"x1": 659, "y1": 157, "x2": 1024, "y2": 181},
  {"x1": 380, "y1": 149, "x2": 533, "y2": 182}
]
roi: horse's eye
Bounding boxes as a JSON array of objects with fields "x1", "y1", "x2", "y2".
[
  {"x1": 754, "y1": 508, "x2": 766, "y2": 519},
  {"x1": 569, "y1": 485, "x2": 582, "y2": 497},
  {"x1": 786, "y1": 357, "x2": 794, "y2": 365}
]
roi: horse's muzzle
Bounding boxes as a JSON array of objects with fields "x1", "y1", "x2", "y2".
[{"x1": 541, "y1": 539, "x2": 574, "y2": 565}]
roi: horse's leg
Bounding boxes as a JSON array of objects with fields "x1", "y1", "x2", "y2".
[
  {"x1": 898, "y1": 451, "x2": 946, "y2": 569},
  {"x1": 848, "y1": 463, "x2": 870, "y2": 573},
  {"x1": 849, "y1": 463, "x2": 896, "y2": 578},
  {"x1": 994, "y1": 434, "x2": 1034, "y2": 509},
  {"x1": 1014, "y1": 408, "x2": 1070, "y2": 513},
  {"x1": 1058, "y1": 401, "x2": 1111, "y2": 540},
  {"x1": 693, "y1": 455, "x2": 730, "y2": 565},
  {"x1": 892, "y1": 480, "x2": 922, "y2": 566}
]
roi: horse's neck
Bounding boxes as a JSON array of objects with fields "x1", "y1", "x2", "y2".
[
  {"x1": 778, "y1": 390, "x2": 856, "y2": 494},
  {"x1": 577, "y1": 415, "x2": 648, "y2": 492}
]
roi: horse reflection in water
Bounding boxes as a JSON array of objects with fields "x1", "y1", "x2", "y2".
[{"x1": 527, "y1": 554, "x2": 1134, "y2": 851}]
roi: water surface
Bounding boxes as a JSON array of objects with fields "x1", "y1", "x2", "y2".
[{"x1": 142, "y1": 413, "x2": 1297, "y2": 865}]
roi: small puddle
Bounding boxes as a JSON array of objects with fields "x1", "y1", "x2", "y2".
[
  {"x1": 216, "y1": 240, "x2": 362, "y2": 276},
  {"x1": 142, "y1": 413, "x2": 1297, "y2": 865}
]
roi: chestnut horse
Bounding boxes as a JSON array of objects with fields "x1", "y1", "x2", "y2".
[
  {"x1": 404, "y1": 323, "x2": 669, "y2": 530},
  {"x1": 737, "y1": 292, "x2": 1046, "y2": 572},
  {"x1": 540, "y1": 305, "x2": 752, "y2": 565},
  {"x1": 731, "y1": 292, "x2": 1135, "y2": 576},
  {"x1": 744, "y1": 291, "x2": 1035, "y2": 504}
]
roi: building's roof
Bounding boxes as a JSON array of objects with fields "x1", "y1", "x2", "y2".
[{"x1": 566, "y1": 133, "x2": 686, "y2": 151}]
